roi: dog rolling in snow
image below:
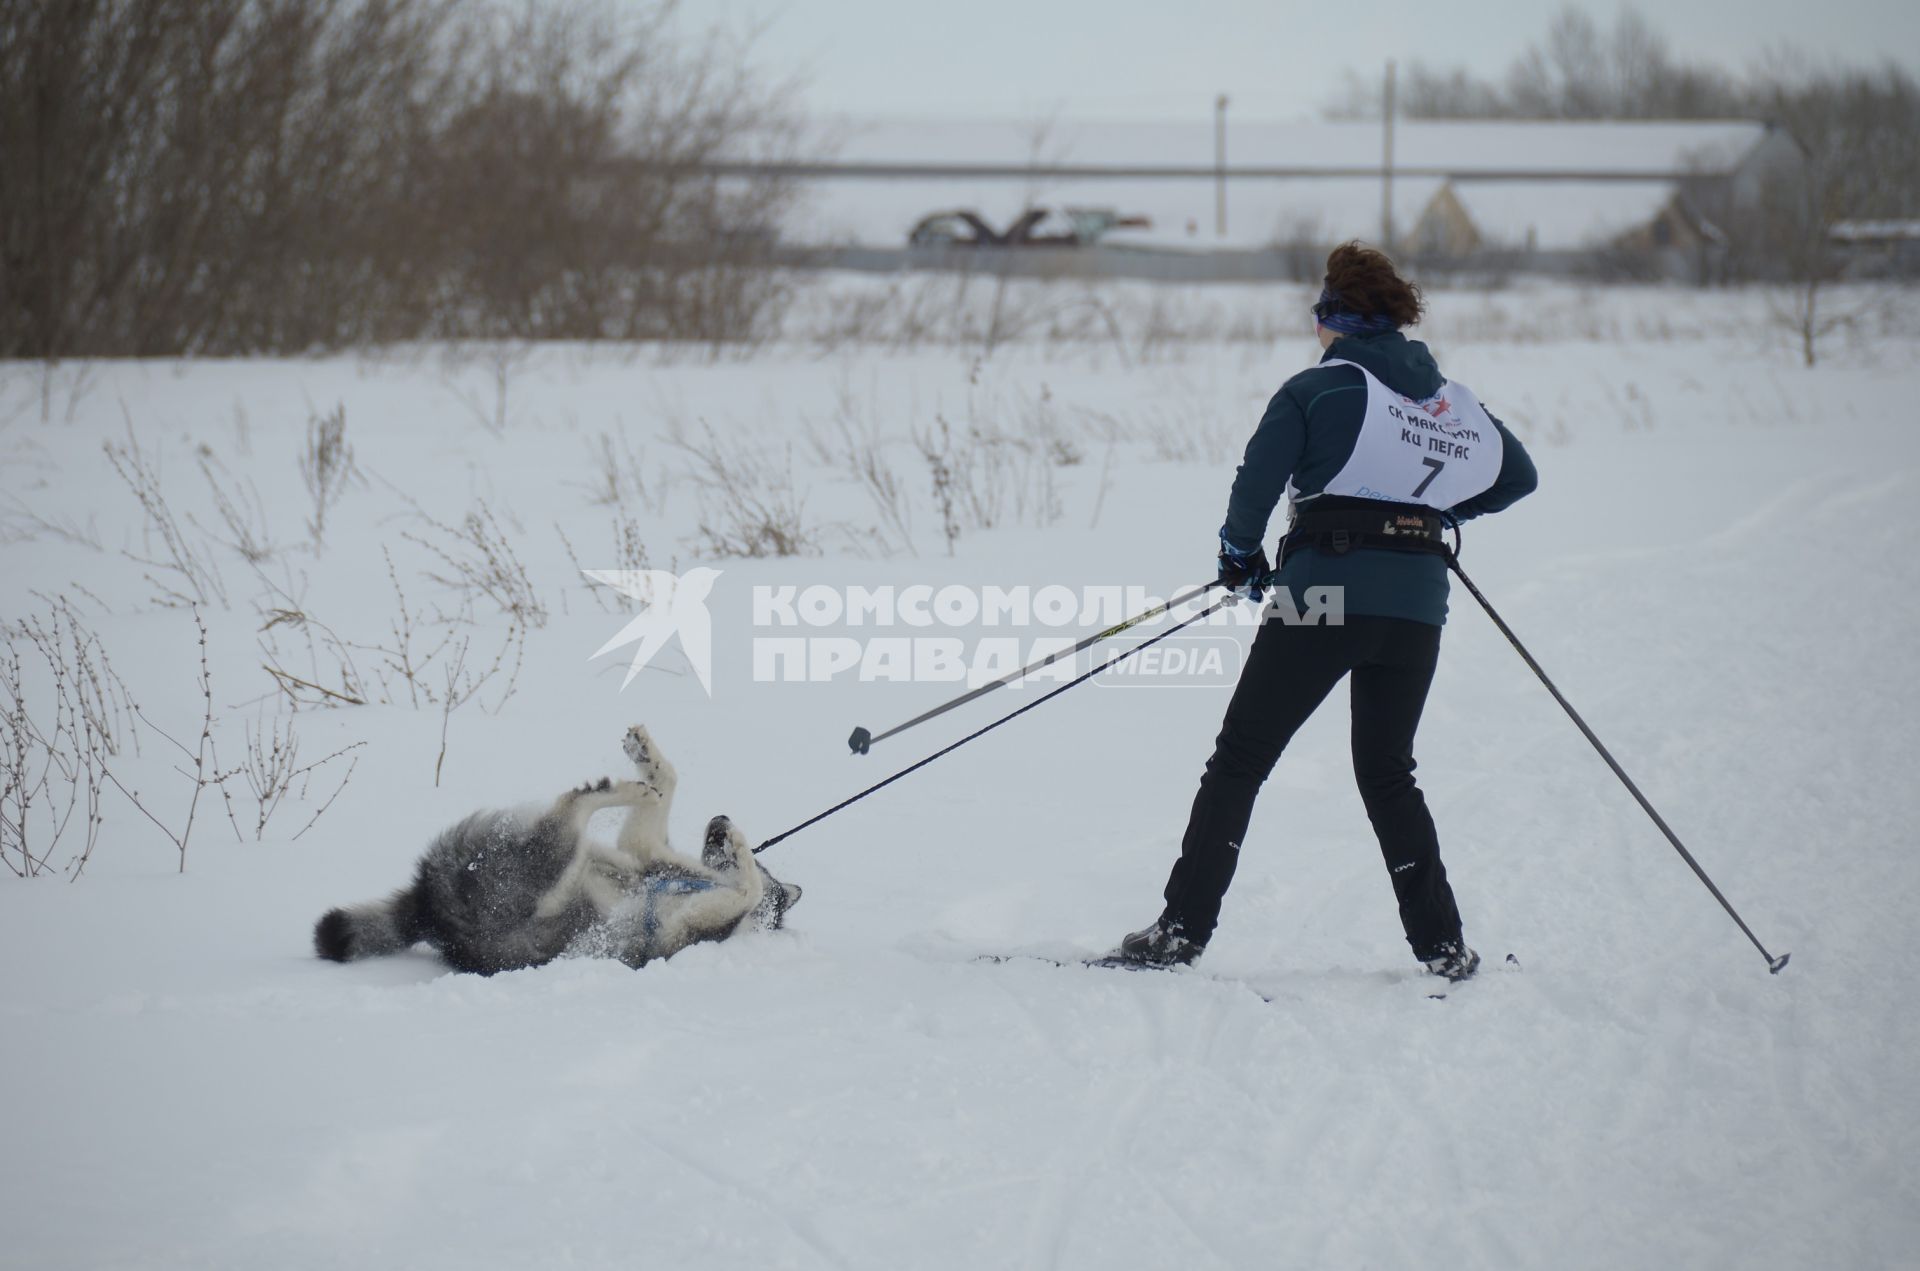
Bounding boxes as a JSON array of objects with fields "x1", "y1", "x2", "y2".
[{"x1": 314, "y1": 725, "x2": 801, "y2": 974}]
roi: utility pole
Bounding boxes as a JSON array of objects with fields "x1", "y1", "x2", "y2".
[
  {"x1": 1381, "y1": 60, "x2": 1397, "y2": 250},
  {"x1": 1214, "y1": 93, "x2": 1229, "y2": 238}
]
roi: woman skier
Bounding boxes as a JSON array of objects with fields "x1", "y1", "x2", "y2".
[{"x1": 1113, "y1": 242, "x2": 1538, "y2": 982}]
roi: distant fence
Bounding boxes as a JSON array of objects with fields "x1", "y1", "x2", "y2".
[
  {"x1": 781, "y1": 245, "x2": 1309, "y2": 283},
  {"x1": 774, "y1": 244, "x2": 1668, "y2": 284}
]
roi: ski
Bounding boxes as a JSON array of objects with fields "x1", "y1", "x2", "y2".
[
  {"x1": 976, "y1": 951, "x2": 1521, "y2": 1003},
  {"x1": 974, "y1": 952, "x2": 1278, "y2": 1002}
]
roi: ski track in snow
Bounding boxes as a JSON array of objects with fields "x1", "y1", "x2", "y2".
[{"x1": 4, "y1": 283, "x2": 1920, "y2": 1269}]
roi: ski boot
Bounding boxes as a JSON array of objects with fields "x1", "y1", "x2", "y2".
[
  {"x1": 1108, "y1": 920, "x2": 1204, "y2": 969},
  {"x1": 1423, "y1": 942, "x2": 1481, "y2": 982}
]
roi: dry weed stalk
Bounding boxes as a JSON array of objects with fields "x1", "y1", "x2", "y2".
[
  {"x1": 195, "y1": 448, "x2": 279, "y2": 564},
  {"x1": 259, "y1": 603, "x2": 370, "y2": 710},
  {"x1": 299, "y1": 404, "x2": 359, "y2": 550},
  {"x1": 670, "y1": 419, "x2": 817, "y2": 559},
  {"x1": 804, "y1": 383, "x2": 915, "y2": 556},
  {"x1": 215, "y1": 719, "x2": 364, "y2": 843},
  {"x1": 911, "y1": 401, "x2": 1063, "y2": 555},
  {"x1": 577, "y1": 428, "x2": 663, "y2": 515},
  {"x1": 404, "y1": 501, "x2": 550, "y2": 629},
  {"x1": 556, "y1": 516, "x2": 655, "y2": 614},
  {"x1": 100, "y1": 607, "x2": 217, "y2": 873},
  {"x1": 103, "y1": 422, "x2": 228, "y2": 607},
  {"x1": 1, "y1": 598, "x2": 135, "y2": 878},
  {"x1": 430, "y1": 628, "x2": 525, "y2": 787}
]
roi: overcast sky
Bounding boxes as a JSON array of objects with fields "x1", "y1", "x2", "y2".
[{"x1": 674, "y1": 0, "x2": 1920, "y2": 123}]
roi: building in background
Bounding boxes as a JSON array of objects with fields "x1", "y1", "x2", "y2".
[
  {"x1": 1831, "y1": 220, "x2": 1920, "y2": 278},
  {"x1": 738, "y1": 117, "x2": 1802, "y2": 282}
]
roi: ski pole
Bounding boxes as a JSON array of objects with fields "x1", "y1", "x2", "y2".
[
  {"x1": 1447, "y1": 556, "x2": 1789, "y2": 975},
  {"x1": 848, "y1": 581, "x2": 1222, "y2": 754},
  {"x1": 760, "y1": 591, "x2": 1239, "y2": 853}
]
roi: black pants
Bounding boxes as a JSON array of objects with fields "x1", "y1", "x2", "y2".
[{"x1": 1160, "y1": 613, "x2": 1463, "y2": 961}]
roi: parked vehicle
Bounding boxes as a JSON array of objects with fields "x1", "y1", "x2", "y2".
[{"x1": 907, "y1": 206, "x2": 1149, "y2": 249}]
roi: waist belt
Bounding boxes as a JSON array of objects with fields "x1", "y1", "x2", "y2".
[{"x1": 1279, "y1": 496, "x2": 1456, "y2": 566}]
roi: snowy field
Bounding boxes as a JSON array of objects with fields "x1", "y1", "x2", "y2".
[{"x1": 4, "y1": 278, "x2": 1918, "y2": 1270}]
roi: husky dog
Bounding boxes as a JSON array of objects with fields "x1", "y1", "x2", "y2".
[{"x1": 314, "y1": 725, "x2": 802, "y2": 974}]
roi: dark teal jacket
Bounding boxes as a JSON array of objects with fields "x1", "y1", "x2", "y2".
[{"x1": 1222, "y1": 330, "x2": 1538, "y2": 626}]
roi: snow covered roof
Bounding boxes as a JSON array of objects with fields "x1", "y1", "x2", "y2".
[
  {"x1": 1438, "y1": 180, "x2": 1682, "y2": 252},
  {"x1": 804, "y1": 117, "x2": 1772, "y2": 179},
  {"x1": 1831, "y1": 220, "x2": 1920, "y2": 241}
]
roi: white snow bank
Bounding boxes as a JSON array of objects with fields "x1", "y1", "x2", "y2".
[{"x1": 3, "y1": 280, "x2": 1918, "y2": 1269}]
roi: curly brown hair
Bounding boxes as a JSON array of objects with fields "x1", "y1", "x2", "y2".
[{"x1": 1322, "y1": 241, "x2": 1424, "y2": 328}]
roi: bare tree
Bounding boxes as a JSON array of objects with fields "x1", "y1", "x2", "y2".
[
  {"x1": 0, "y1": 0, "x2": 806, "y2": 358},
  {"x1": 1713, "y1": 62, "x2": 1918, "y2": 362},
  {"x1": 1328, "y1": 6, "x2": 1742, "y2": 121}
]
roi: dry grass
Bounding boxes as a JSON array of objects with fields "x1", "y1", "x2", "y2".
[{"x1": 669, "y1": 419, "x2": 818, "y2": 559}]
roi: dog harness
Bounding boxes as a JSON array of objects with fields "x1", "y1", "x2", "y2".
[{"x1": 639, "y1": 874, "x2": 719, "y2": 943}]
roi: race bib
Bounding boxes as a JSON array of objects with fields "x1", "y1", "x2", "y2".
[{"x1": 1304, "y1": 359, "x2": 1503, "y2": 512}]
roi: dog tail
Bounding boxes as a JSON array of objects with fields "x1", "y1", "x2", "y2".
[{"x1": 314, "y1": 886, "x2": 425, "y2": 962}]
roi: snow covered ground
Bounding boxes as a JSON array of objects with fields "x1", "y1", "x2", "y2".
[{"x1": 4, "y1": 280, "x2": 1918, "y2": 1270}]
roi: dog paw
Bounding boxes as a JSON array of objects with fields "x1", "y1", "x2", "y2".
[{"x1": 575, "y1": 776, "x2": 612, "y2": 794}]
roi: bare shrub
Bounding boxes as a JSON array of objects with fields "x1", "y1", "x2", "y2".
[
  {"x1": 670, "y1": 420, "x2": 817, "y2": 558},
  {"x1": 575, "y1": 427, "x2": 661, "y2": 514},
  {"x1": 1, "y1": 0, "x2": 454, "y2": 356},
  {"x1": 431, "y1": 634, "x2": 523, "y2": 787},
  {"x1": 1024, "y1": 383, "x2": 1084, "y2": 467},
  {"x1": 1081, "y1": 398, "x2": 1238, "y2": 466},
  {"x1": 917, "y1": 415, "x2": 964, "y2": 556},
  {"x1": 1086, "y1": 437, "x2": 1119, "y2": 530},
  {"x1": 607, "y1": 514, "x2": 652, "y2": 576},
  {"x1": 1, "y1": 491, "x2": 104, "y2": 551},
  {"x1": 804, "y1": 383, "x2": 916, "y2": 555},
  {"x1": 1143, "y1": 406, "x2": 1238, "y2": 466},
  {"x1": 214, "y1": 720, "x2": 362, "y2": 843},
  {"x1": 806, "y1": 278, "x2": 914, "y2": 354},
  {"x1": 1, "y1": 597, "x2": 135, "y2": 878},
  {"x1": 556, "y1": 515, "x2": 655, "y2": 613},
  {"x1": 195, "y1": 449, "x2": 277, "y2": 565},
  {"x1": 103, "y1": 424, "x2": 228, "y2": 607},
  {"x1": 99, "y1": 607, "x2": 217, "y2": 874},
  {"x1": 4, "y1": 597, "x2": 364, "y2": 874},
  {"x1": 788, "y1": 276, "x2": 1302, "y2": 360},
  {"x1": 259, "y1": 604, "x2": 371, "y2": 710},
  {"x1": 404, "y1": 502, "x2": 550, "y2": 629},
  {"x1": 911, "y1": 410, "x2": 1062, "y2": 556},
  {"x1": 299, "y1": 404, "x2": 359, "y2": 549},
  {"x1": 0, "y1": 0, "x2": 804, "y2": 357},
  {"x1": 255, "y1": 550, "x2": 525, "y2": 752},
  {"x1": 412, "y1": 2, "x2": 803, "y2": 347},
  {"x1": 359, "y1": 548, "x2": 450, "y2": 707},
  {"x1": 439, "y1": 343, "x2": 531, "y2": 436}
]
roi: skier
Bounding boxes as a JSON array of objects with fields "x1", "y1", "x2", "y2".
[{"x1": 1112, "y1": 242, "x2": 1538, "y2": 982}]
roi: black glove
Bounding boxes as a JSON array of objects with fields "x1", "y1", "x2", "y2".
[{"x1": 1217, "y1": 542, "x2": 1271, "y2": 601}]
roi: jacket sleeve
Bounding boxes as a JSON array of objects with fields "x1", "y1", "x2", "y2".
[
  {"x1": 1219, "y1": 386, "x2": 1307, "y2": 555},
  {"x1": 1447, "y1": 410, "x2": 1538, "y2": 523}
]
